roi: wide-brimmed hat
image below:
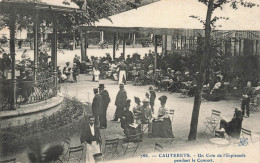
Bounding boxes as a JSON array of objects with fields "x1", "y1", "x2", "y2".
[
  {"x1": 119, "y1": 83, "x2": 124, "y2": 87},
  {"x1": 124, "y1": 99, "x2": 131, "y2": 107},
  {"x1": 149, "y1": 86, "x2": 154, "y2": 91},
  {"x1": 98, "y1": 84, "x2": 105, "y2": 89},
  {"x1": 158, "y1": 95, "x2": 167, "y2": 102}
]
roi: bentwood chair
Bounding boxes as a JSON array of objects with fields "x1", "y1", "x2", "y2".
[
  {"x1": 121, "y1": 133, "x2": 142, "y2": 156},
  {"x1": 249, "y1": 96, "x2": 259, "y2": 114},
  {"x1": 241, "y1": 128, "x2": 253, "y2": 144},
  {"x1": 203, "y1": 110, "x2": 221, "y2": 135},
  {"x1": 169, "y1": 109, "x2": 175, "y2": 122},
  {"x1": 103, "y1": 138, "x2": 120, "y2": 158},
  {"x1": 153, "y1": 143, "x2": 164, "y2": 152},
  {"x1": 66, "y1": 145, "x2": 84, "y2": 163},
  {"x1": 56, "y1": 137, "x2": 71, "y2": 162},
  {"x1": 0, "y1": 158, "x2": 16, "y2": 163}
]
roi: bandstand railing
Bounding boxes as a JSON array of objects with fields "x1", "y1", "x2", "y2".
[{"x1": 1, "y1": 71, "x2": 59, "y2": 111}]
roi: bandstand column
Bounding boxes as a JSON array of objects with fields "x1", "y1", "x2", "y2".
[
  {"x1": 154, "y1": 35, "x2": 158, "y2": 71},
  {"x1": 132, "y1": 33, "x2": 136, "y2": 48},
  {"x1": 52, "y1": 14, "x2": 58, "y2": 88},
  {"x1": 33, "y1": 9, "x2": 39, "y2": 83},
  {"x1": 85, "y1": 32, "x2": 88, "y2": 58},
  {"x1": 80, "y1": 29, "x2": 85, "y2": 62},
  {"x1": 123, "y1": 33, "x2": 126, "y2": 59},
  {"x1": 113, "y1": 32, "x2": 116, "y2": 59},
  {"x1": 10, "y1": 11, "x2": 17, "y2": 110}
]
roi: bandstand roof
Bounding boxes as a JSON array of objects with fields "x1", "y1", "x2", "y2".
[
  {"x1": 81, "y1": 0, "x2": 260, "y2": 39},
  {"x1": 0, "y1": 0, "x2": 81, "y2": 12}
]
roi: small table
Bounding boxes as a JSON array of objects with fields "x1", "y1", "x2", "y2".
[{"x1": 209, "y1": 138, "x2": 229, "y2": 146}]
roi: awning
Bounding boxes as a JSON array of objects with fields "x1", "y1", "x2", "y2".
[
  {"x1": 0, "y1": 0, "x2": 81, "y2": 12},
  {"x1": 81, "y1": 0, "x2": 260, "y2": 39}
]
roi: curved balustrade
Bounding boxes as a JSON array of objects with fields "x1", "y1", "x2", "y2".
[{"x1": 1, "y1": 72, "x2": 59, "y2": 111}]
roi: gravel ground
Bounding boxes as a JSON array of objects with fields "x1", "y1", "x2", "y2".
[{"x1": 2, "y1": 47, "x2": 260, "y2": 163}]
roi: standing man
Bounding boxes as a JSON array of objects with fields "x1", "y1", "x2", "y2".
[
  {"x1": 149, "y1": 86, "x2": 156, "y2": 113},
  {"x1": 118, "y1": 61, "x2": 127, "y2": 85},
  {"x1": 80, "y1": 116, "x2": 101, "y2": 163},
  {"x1": 99, "y1": 84, "x2": 111, "y2": 129},
  {"x1": 113, "y1": 83, "x2": 127, "y2": 121},
  {"x1": 92, "y1": 88, "x2": 103, "y2": 127},
  {"x1": 241, "y1": 81, "x2": 253, "y2": 118}
]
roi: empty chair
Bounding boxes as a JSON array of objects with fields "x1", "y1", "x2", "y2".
[
  {"x1": 0, "y1": 158, "x2": 16, "y2": 163},
  {"x1": 241, "y1": 128, "x2": 253, "y2": 144},
  {"x1": 103, "y1": 138, "x2": 120, "y2": 158},
  {"x1": 203, "y1": 110, "x2": 221, "y2": 135},
  {"x1": 66, "y1": 145, "x2": 84, "y2": 163},
  {"x1": 122, "y1": 133, "x2": 142, "y2": 156},
  {"x1": 249, "y1": 97, "x2": 259, "y2": 114},
  {"x1": 153, "y1": 143, "x2": 164, "y2": 152},
  {"x1": 169, "y1": 109, "x2": 174, "y2": 122}
]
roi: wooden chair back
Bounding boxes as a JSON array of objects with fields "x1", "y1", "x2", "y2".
[
  {"x1": 154, "y1": 143, "x2": 164, "y2": 152},
  {"x1": 0, "y1": 158, "x2": 16, "y2": 163}
]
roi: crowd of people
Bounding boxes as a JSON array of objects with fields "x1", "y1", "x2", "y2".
[
  {"x1": 75, "y1": 50, "x2": 238, "y2": 102},
  {"x1": 90, "y1": 83, "x2": 175, "y2": 137},
  {"x1": 81, "y1": 82, "x2": 175, "y2": 161}
]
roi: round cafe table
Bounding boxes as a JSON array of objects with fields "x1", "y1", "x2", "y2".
[{"x1": 209, "y1": 138, "x2": 229, "y2": 146}]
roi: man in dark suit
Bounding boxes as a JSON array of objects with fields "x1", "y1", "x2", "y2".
[
  {"x1": 99, "y1": 84, "x2": 111, "y2": 129},
  {"x1": 80, "y1": 116, "x2": 101, "y2": 162},
  {"x1": 92, "y1": 88, "x2": 103, "y2": 127},
  {"x1": 241, "y1": 81, "x2": 254, "y2": 117},
  {"x1": 217, "y1": 108, "x2": 243, "y2": 139},
  {"x1": 113, "y1": 83, "x2": 127, "y2": 121}
]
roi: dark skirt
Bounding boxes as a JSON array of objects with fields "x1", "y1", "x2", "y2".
[{"x1": 151, "y1": 118, "x2": 174, "y2": 138}]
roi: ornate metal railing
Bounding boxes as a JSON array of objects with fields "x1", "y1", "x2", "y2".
[{"x1": 1, "y1": 71, "x2": 59, "y2": 111}]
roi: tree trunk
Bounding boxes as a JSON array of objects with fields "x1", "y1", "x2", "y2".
[{"x1": 188, "y1": 0, "x2": 214, "y2": 141}]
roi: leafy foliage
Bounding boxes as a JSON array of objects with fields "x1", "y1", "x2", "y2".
[
  {"x1": 191, "y1": 0, "x2": 260, "y2": 29},
  {"x1": 0, "y1": 97, "x2": 91, "y2": 156}
]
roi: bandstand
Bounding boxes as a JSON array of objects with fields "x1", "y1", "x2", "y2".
[{"x1": 0, "y1": 0, "x2": 82, "y2": 123}]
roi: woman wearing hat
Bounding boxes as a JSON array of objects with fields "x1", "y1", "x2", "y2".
[
  {"x1": 121, "y1": 99, "x2": 134, "y2": 129},
  {"x1": 151, "y1": 95, "x2": 174, "y2": 138},
  {"x1": 133, "y1": 97, "x2": 141, "y2": 119},
  {"x1": 121, "y1": 99, "x2": 141, "y2": 137}
]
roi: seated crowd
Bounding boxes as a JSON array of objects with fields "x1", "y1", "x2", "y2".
[{"x1": 61, "y1": 49, "x2": 259, "y2": 104}]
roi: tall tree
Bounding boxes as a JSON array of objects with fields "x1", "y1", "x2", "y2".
[{"x1": 188, "y1": 0, "x2": 259, "y2": 141}]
